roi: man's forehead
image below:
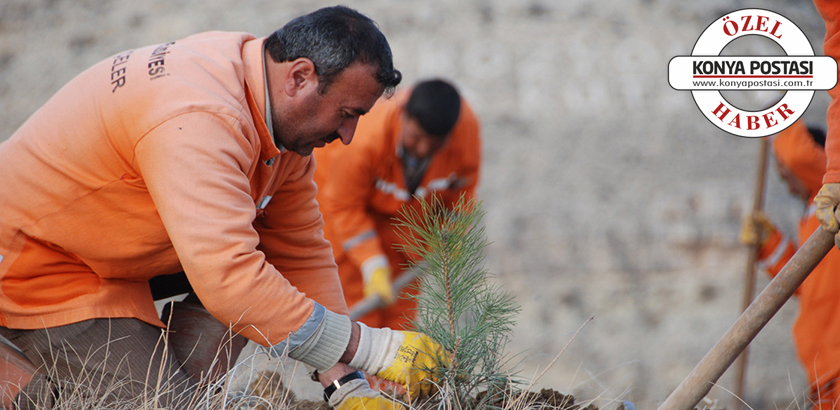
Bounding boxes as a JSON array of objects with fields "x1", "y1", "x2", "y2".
[
  {"x1": 330, "y1": 63, "x2": 382, "y2": 93},
  {"x1": 335, "y1": 91, "x2": 381, "y2": 117},
  {"x1": 336, "y1": 85, "x2": 383, "y2": 114}
]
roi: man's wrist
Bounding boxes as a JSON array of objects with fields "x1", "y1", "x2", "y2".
[
  {"x1": 316, "y1": 362, "x2": 358, "y2": 389},
  {"x1": 323, "y1": 371, "x2": 366, "y2": 402},
  {"x1": 340, "y1": 321, "x2": 361, "y2": 364}
]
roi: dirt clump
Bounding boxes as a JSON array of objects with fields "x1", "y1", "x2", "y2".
[
  {"x1": 514, "y1": 388, "x2": 599, "y2": 410},
  {"x1": 474, "y1": 388, "x2": 599, "y2": 410}
]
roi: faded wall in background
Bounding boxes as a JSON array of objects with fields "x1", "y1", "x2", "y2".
[{"x1": 0, "y1": 1, "x2": 830, "y2": 408}]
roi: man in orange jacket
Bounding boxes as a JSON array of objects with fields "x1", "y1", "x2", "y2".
[
  {"x1": 812, "y1": 2, "x2": 840, "y2": 240},
  {"x1": 313, "y1": 79, "x2": 481, "y2": 330},
  {"x1": 0, "y1": 6, "x2": 446, "y2": 409},
  {"x1": 798, "y1": 2, "x2": 840, "y2": 408},
  {"x1": 741, "y1": 121, "x2": 840, "y2": 408}
]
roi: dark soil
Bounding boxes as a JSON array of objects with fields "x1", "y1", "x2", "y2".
[
  {"x1": 471, "y1": 388, "x2": 600, "y2": 410},
  {"x1": 285, "y1": 389, "x2": 600, "y2": 410},
  {"x1": 241, "y1": 370, "x2": 607, "y2": 410},
  {"x1": 289, "y1": 389, "x2": 601, "y2": 410},
  {"x1": 507, "y1": 389, "x2": 600, "y2": 410}
]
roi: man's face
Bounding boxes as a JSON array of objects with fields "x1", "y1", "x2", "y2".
[
  {"x1": 399, "y1": 114, "x2": 447, "y2": 160},
  {"x1": 272, "y1": 62, "x2": 384, "y2": 156}
]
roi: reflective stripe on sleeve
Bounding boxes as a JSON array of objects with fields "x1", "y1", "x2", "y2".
[
  {"x1": 759, "y1": 235, "x2": 791, "y2": 272},
  {"x1": 806, "y1": 202, "x2": 816, "y2": 219},
  {"x1": 257, "y1": 195, "x2": 272, "y2": 210},
  {"x1": 342, "y1": 229, "x2": 377, "y2": 252}
]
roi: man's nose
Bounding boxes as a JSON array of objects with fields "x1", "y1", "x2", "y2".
[
  {"x1": 338, "y1": 118, "x2": 359, "y2": 145},
  {"x1": 415, "y1": 139, "x2": 431, "y2": 158}
]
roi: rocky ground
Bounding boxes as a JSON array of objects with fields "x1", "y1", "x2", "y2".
[{"x1": 0, "y1": 0, "x2": 832, "y2": 409}]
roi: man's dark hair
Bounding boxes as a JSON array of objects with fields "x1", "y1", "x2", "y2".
[
  {"x1": 265, "y1": 6, "x2": 401, "y2": 94},
  {"x1": 405, "y1": 79, "x2": 461, "y2": 138}
]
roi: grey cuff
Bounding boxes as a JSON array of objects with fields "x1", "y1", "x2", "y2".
[{"x1": 268, "y1": 303, "x2": 352, "y2": 371}]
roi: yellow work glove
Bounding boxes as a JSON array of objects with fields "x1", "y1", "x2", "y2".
[
  {"x1": 348, "y1": 324, "x2": 448, "y2": 401},
  {"x1": 329, "y1": 377, "x2": 406, "y2": 410},
  {"x1": 375, "y1": 331, "x2": 447, "y2": 400},
  {"x1": 815, "y1": 183, "x2": 840, "y2": 249},
  {"x1": 364, "y1": 266, "x2": 396, "y2": 305},
  {"x1": 738, "y1": 211, "x2": 777, "y2": 247},
  {"x1": 337, "y1": 395, "x2": 405, "y2": 410}
]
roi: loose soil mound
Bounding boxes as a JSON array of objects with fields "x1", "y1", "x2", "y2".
[
  {"x1": 242, "y1": 370, "x2": 604, "y2": 410},
  {"x1": 249, "y1": 386, "x2": 600, "y2": 410}
]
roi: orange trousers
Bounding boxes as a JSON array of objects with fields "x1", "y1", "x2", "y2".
[{"x1": 810, "y1": 375, "x2": 840, "y2": 410}]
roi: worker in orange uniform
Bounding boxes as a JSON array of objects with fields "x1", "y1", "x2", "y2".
[
  {"x1": 803, "y1": 3, "x2": 840, "y2": 409},
  {"x1": 813, "y1": 0, "x2": 840, "y2": 241},
  {"x1": 808, "y1": 0, "x2": 840, "y2": 402},
  {"x1": 313, "y1": 79, "x2": 481, "y2": 329},
  {"x1": 740, "y1": 121, "x2": 840, "y2": 408},
  {"x1": 0, "y1": 6, "x2": 446, "y2": 409}
]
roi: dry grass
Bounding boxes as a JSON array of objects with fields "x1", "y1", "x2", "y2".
[
  {"x1": 228, "y1": 316, "x2": 604, "y2": 410},
  {"x1": 2, "y1": 316, "x2": 625, "y2": 410},
  {"x1": 3, "y1": 322, "x2": 265, "y2": 410}
]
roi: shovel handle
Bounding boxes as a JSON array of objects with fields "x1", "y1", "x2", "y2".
[
  {"x1": 733, "y1": 136, "x2": 771, "y2": 400},
  {"x1": 348, "y1": 263, "x2": 424, "y2": 321},
  {"x1": 657, "y1": 226, "x2": 834, "y2": 410}
]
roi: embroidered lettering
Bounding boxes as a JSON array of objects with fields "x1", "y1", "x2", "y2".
[
  {"x1": 110, "y1": 50, "x2": 133, "y2": 93},
  {"x1": 148, "y1": 41, "x2": 176, "y2": 80}
]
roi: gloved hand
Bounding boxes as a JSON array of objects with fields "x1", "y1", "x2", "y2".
[
  {"x1": 331, "y1": 378, "x2": 406, "y2": 410},
  {"x1": 348, "y1": 323, "x2": 448, "y2": 400},
  {"x1": 375, "y1": 331, "x2": 447, "y2": 399},
  {"x1": 815, "y1": 183, "x2": 840, "y2": 249},
  {"x1": 364, "y1": 266, "x2": 396, "y2": 305},
  {"x1": 738, "y1": 211, "x2": 777, "y2": 247}
]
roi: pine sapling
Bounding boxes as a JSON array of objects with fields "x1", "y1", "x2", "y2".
[{"x1": 395, "y1": 194, "x2": 520, "y2": 409}]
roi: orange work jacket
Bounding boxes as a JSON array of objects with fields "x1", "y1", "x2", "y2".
[
  {"x1": 815, "y1": 0, "x2": 840, "y2": 183},
  {"x1": 758, "y1": 204, "x2": 840, "y2": 398},
  {"x1": 0, "y1": 32, "x2": 346, "y2": 346},
  {"x1": 312, "y1": 89, "x2": 481, "y2": 313}
]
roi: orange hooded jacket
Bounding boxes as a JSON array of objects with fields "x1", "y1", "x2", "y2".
[
  {"x1": 0, "y1": 32, "x2": 348, "y2": 349},
  {"x1": 313, "y1": 89, "x2": 481, "y2": 328},
  {"x1": 816, "y1": 0, "x2": 840, "y2": 184},
  {"x1": 759, "y1": 120, "x2": 840, "y2": 407}
]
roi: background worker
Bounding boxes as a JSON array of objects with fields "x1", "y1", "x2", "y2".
[
  {"x1": 813, "y1": 0, "x2": 840, "y2": 241},
  {"x1": 0, "y1": 6, "x2": 445, "y2": 409},
  {"x1": 740, "y1": 121, "x2": 840, "y2": 409},
  {"x1": 808, "y1": 4, "x2": 840, "y2": 407},
  {"x1": 313, "y1": 79, "x2": 481, "y2": 329}
]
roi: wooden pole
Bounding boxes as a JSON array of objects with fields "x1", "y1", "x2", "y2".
[
  {"x1": 657, "y1": 226, "x2": 834, "y2": 410},
  {"x1": 733, "y1": 137, "x2": 771, "y2": 403}
]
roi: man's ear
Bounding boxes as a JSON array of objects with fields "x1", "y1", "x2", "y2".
[{"x1": 285, "y1": 58, "x2": 318, "y2": 97}]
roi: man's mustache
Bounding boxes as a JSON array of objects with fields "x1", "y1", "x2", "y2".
[{"x1": 323, "y1": 132, "x2": 341, "y2": 144}]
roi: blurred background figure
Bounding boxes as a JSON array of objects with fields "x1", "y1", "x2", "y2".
[
  {"x1": 314, "y1": 79, "x2": 482, "y2": 329},
  {"x1": 740, "y1": 120, "x2": 840, "y2": 409}
]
